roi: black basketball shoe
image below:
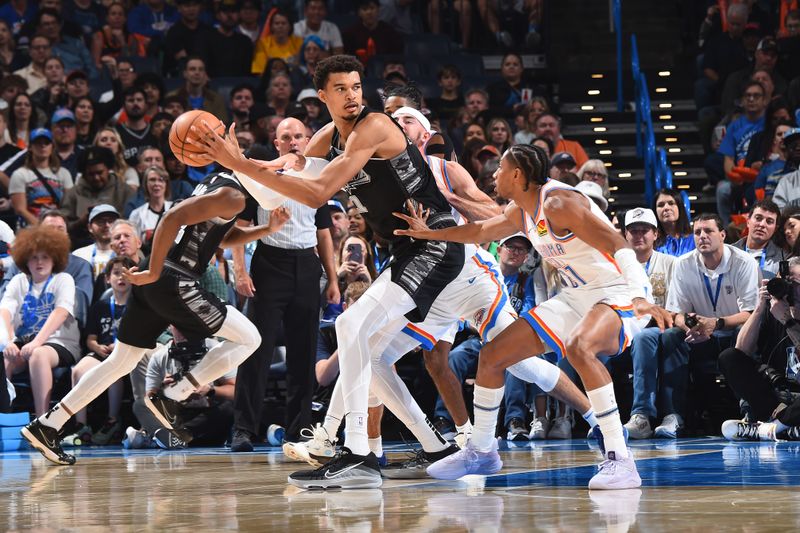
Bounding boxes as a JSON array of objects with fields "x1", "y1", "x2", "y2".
[
  {"x1": 288, "y1": 447, "x2": 382, "y2": 489},
  {"x1": 382, "y1": 444, "x2": 460, "y2": 479},
  {"x1": 21, "y1": 419, "x2": 76, "y2": 465},
  {"x1": 145, "y1": 391, "x2": 184, "y2": 430}
]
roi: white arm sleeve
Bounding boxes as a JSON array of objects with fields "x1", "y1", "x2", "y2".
[{"x1": 234, "y1": 157, "x2": 329, "y2": 210}]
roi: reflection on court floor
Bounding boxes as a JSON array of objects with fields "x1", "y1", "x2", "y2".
[{"x1": 2, "y1": 438, "x2": 800, "y2": 531}]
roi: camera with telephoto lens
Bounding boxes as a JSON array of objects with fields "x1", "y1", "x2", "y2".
[
  {"x1": 758, "y1": 363, "x2": 795, "y2": 406},
  {"x1": 766, "y1": 261, "x2": 797, "y2": 305},
  {"x1": 167, "y1": 340, "x2": 207, "y2": 372}
]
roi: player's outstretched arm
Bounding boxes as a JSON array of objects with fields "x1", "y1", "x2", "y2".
[
  {"x1": 394, "y1": 201, "x2": 523, "y2": 244},
  {"x1": 124, "y1": 186, "x2": 247, "y2": 286},
  {"x1": 544, "y1": 191, "x2": 673, "y2": 329},
  {"x1": 220, "y1": 206, "x2": 291, "y2": 247},
  {"x1": 444, "y1": 161, "x2": 503, "y2": 222}
]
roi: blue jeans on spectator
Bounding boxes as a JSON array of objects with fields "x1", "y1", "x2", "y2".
[
  {"x1": 630, "y1": 327, "x2": 690, "y2": 420},
  {"x1": 433, "y1": 335, "x2": 481, "y2": 424}
]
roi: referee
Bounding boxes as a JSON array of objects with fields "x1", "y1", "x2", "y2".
[{"x1": 230, "y1": 118, "x2": 339, "y2": 451}]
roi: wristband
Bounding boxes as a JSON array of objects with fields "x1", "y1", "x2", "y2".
[{"x1": 613, "y1": 248, "x2": 649, "y2": 301}]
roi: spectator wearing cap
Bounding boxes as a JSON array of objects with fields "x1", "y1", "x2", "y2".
[
  {"x1": 90, "y1": 1, "x2": 149, "y2": 70},
  {"x1": 575, "y1": 181, "x2": 608, "y2": 213},
  {"x1": 50, "y1": 108, "x2": 81, "y2": 178},
  {"x1": 127, "y1": 0, "x2": 179, "y2": 41},
  {"x1": 327, "y1": 199, "x2": 348, "y2": 263},
  {"x1": 14, "y1": 34, "x2": 51, "y2": 96},
  {"x1": 731, "y1": 199, "x2": 783, "y2": 278},
  {"x1": 236, "y1": 0, "x2": 261, "y2": 43},
  {"x1": 251, "y1": 8, "x2": 302, "y2": 75},
  {"x1": 9, "y1": 128, "x2": 74, "y2": 226},
  {"x1": 296, "y1": 88, "x2": 325, "y2": 132},
  {"x1": 61, "y1": 145, "x2": 135, "y2": 246},
  {"x1": 535, "y1": 112, "x2": 589, "y2": 168},
  {"x1": 73, "y1": 204, "x2": 120, "y2": 281},
  {"x1": 576, "y1": 159, "x2": 610, "y2": 198},
  {"x1": 198, "y1": 0, "x2": 254, "y2": 78},
  {"x1": 35, "y1": 8, "x2": 98, "y2": 80},
  {"x1": 624, "y1": 207, "x2": 676, "y2": 309},
  {"x1": 717, "y1": 80, "x2": 768, "y2": 226},
  {"x1": 294, "y1": 0, "x2": 343, "y2": 54},
  {"x1": 63, "y1": 69, "x2": 90, "y2": 110},
  {"x1": 721, "y1": 36, "x2": 787, "y2": 115},
  {"x1": 163, "y1": 0, "x2": 215, "y2": 77},
  {"x1": 343, "y1": 0, "x2": 403, "y2": 59},
  {"x1": 549, "y1": 151, "x2": 576, "y2": 182},
  {"x1": 166, "y1": 57, "x2": 229, "y2": 124},
  {"x1": 773, "y1": 128, "x2": 800, "y2": 209}
]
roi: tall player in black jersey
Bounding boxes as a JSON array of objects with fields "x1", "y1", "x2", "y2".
[
  {"x1": 21, "y1": 172, "x2": 290, "y2": 465},
  {"x1": 195, "y1": 55, "x2": 471, "y2": 489}
]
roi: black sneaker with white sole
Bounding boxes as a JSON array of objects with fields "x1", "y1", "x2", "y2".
[
  {"x1": 145, "y1": 392, "x2": 184, "y2": 430},
  {"x1": 21, "y1": 419, "x2": 76, "y2": 465},
  {"x1": 382, "y1": 444, "x2": 459, "y2": 479},
  {"x1": 153, "y1": 428, "x2": 188, "y2": 449},
  {"x1": 288, "y1": 447, "x2": 382, "y2": 489}
]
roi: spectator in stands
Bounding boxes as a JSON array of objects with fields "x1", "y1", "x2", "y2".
[
  {"x1": 533, "y1": 136, "x2": 554, "y2": 159},
  {"x1": 72, "y1": 97, "x2": 97, "y2": 150},
  {"x1": 343, "y1": 0, "x2": 403, "y2": 59},
  {"x1": 653, "y1": 188, "x2": 695, "y2": 256},
  {"x1": 717, "y1": 80, "x2": 768, "y2": 225},
  {"x1": 549, "y1": 151, "x2": 576, "y2": 182},
  {"x1": 577, "y1": 159, "x2": 610, "y2": 199},
  {"x1": 535, "y1": 112, "x2": 589, "y2": 168},
  {"x1": 167, "y1": 57, "x2": 230, "y2": 123},
  {"x1": 90, "y1": 1, "x2": 148, "y2": 70},
  {"x1": 0, "y1": 0, "x2": 36, "y2": 40},
  {"x1": 93, "y1": 127, "x2": 139, "y2": 189},
  {"x1": 10, "y1": 128, "x2": 73, "y2": 227},
  {"x1": 731, "y1": 199, "x2": 783, "y2": 278},
  {"x1": 115, "y1": 86, "x2": 156, "y2": 167},
  {"x1": 296, "y1": 88, "x2": 325, "y2": 132},
  {"x1": 109, "y1": 218, "x2": 142, "y2": 263},
  {"x1": 514, "y1": 97, "x2": 549, "y2": 145},
  {"x1": 327, "y1": 199, "x2": 348, "y2": 264},
  {"x1": 487, "y1": 52, "x2": 541, "y2": 117},
  {"x1": 753, "y1": 122, "x2": 792, "y2": 201},
  {"x1": 115, "y1": 57, "x2": 138, "y2": 92},
  {"x1": 129, "y1": 165, "x2": 172, "y2": 252},
  {"x1": 229, "y1": 84, "x2": 255, "y2": 131},
  {"x1": 163, "y1": 0, "x2": 214, "y2": 77},
  {"x1": 695, "y1": 2, "x2": 748, "y2": 112},
  {"x1": 782, "y1": 207, "x2": 800, "y2": 255},
  {"x1": 427, "y1": 0, "x2": 472, "y2": 49},
  {"x1": 0, "y1": 113, "x2": 22, "y2": 187},
  {"x1": 778, "y1": 9, "x2": 800, "y2": 82},
  {"x1": 721, "y1": 37, "x2": 786, "y2": 115},
  {"x1": 773, "y1": 130, "x2": 800, "y2": 209},
  {"x1": 63, "y1": 146, "x2": 133, "y2": 246},
  {"x1": 252, "y1": 8, "x2": 302, "y2": 75},
  {"x1": 73, "y1": 204, "x2": 119, "y2": 281},
  {"x1": 625, "y1": 207, "x2": 676, "y2": 309},
  {"x1": 162, "y1": 94, "x2": 186, "y2": 118},
  {"x1": 464, "y1": 88, "x2": 489, "y2": 122},
  {"x1": 426, "y1": 65, "x2": 464, "y2": 124},
  {"x1": 199, "y1": 0, "x2": 254, "y2": 78},
  {"x1": 127, "y1": 0, "x2": 178, "y2": 42},
  {"x1": 6, "y1": 92, "x2": 36, "y2": 149},
  {"x1": 150, "y1": 112, "x2": 173, "y2": 142},
  {"x1": 460, "y1": 137, "x2": 488, "y2": 180},
  {"x1": 0, "y1": 73, "x2": 27, "y2": 110},
  {"x1": 134, "y1": 72, "x2": 165, "y2": 122},
  {"x1": 294, "y1": 0, "x2": 343, "y2": 54},
  {"x1": 14, "y1": 34, "x2": 50, "y2": 95},
  {"x1": 463, "y1": 122, "x2": 487, "y2": 145},
  {"x1": 36, "y1": 8, "x2": 97, "y2": 79},
  {"x1": 61, "y1": 256, "x2": 136, "y2": 447},
  {"x1": 745, "y1": 97, "x2": 794, "y2": 170},
  {"x1": 162, "y1": 150, "x2": 195, "y2": 201},
  {"x1": 236, "y1": 0, "x2": 261, "y2": 43},
  {"x1": 265, "y1": 72, "x2": 292, "y2": 118},
  {"x1": 1, "y1": 225, "x2": 80, "y2": 416},
  {"x1": 293, "y1": 35, "x2": 327, "y2": 90},
  {"x1": 346, "y1": 203, "x2": 370, "y2": 240},
  {"x1": 336, "y1": 234, "x2": 376, "y2": 293},
  {"x1": 485, "y1": 117, "x2": 512, "y2": 154},
  {"x1": 0, "y1": 19, "x2": 25, "y2": 72},
  {"x1": 50, "y1": 108, "x2": 80, "y2": 179}
]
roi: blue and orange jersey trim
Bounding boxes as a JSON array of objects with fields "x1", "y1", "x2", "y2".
[
  {"x1": 609, "y1": 304, "x2": 635, "y2": 318},
  {"x1": 427, "y1": 155, "x2": 453, "y2": 193},
  {"x1": 401, "y1": 323, "x2": 436, "y2": 350},
  {"x1": 470, "y1": 254, "x2": 508, "y2": 341},
  {"x1": 522, "y1": 309, "x2": 566, "y2": 359}
]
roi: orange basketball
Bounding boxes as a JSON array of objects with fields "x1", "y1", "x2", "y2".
[{"x1": 168, "y1": 110, "x2": 226, "y2": 167}]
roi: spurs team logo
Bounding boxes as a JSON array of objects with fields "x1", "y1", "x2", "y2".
[
  {"x1": 342, "y1": 169, "x2": 372, "y2": 194},
  {"x1": 473, "y1": 307, "x2": 487, "y2": 326},
  {"x1": 536, "y1": 219, "x2": 548, "y2": 236}
]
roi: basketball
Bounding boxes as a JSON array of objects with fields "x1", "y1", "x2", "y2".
[{"x1": 168, "y1": 110, "x2": 225, "y2": 167}]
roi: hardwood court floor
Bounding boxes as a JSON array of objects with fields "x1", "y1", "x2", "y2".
[{"x1": 2, "y1": 438, "x2": 800, "y2": 531}]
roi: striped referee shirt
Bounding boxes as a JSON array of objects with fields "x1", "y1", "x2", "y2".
[{"x1": 252, "y1": 197, "x2": 332, "y2": 250}]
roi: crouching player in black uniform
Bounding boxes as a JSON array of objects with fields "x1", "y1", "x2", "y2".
[{"x1": 22, "y1": 172, "x2": 290, "y2": 465}]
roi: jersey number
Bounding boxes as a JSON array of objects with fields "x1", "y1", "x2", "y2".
[{"x1": 559, "y1": 266, "x2": 587, "y2": 288}]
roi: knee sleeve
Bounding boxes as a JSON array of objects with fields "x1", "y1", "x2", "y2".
[
  {"x1": 508, "y1": 355, "x2": 561, "y2": 393},
  {"x1": 217, "y1": 306, "x2": 261, "y2": 356}
]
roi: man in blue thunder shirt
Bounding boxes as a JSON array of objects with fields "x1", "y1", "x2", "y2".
[{"x1": 716, "y1": 80, "x2": 767, "y2": 225}]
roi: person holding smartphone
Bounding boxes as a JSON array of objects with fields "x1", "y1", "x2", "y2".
[{"x1": 336, "y1": 235, "x2": 376, "y2": 290}]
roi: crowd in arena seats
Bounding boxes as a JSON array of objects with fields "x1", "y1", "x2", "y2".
[{"x1": 0, "y1": 0, "x2": 799, "y2": 452}]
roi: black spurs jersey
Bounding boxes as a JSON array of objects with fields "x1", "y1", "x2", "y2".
[
  {"x1": 164, "y1": 171, "x2": 246, "y2": 277},
  {"x1": 328, "y1": 107, "x2": 457, "y2": 255}
]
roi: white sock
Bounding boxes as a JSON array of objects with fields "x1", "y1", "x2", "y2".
[
  {"x1": 323, "y1": 414, "x2": 341, "y2": 442},
  {"x1": 407, "y1": 417, "x2": 448, "y2": 453},
  {"x1": 368, "y1": 437, "x2": 383, "y2": 457},
  {"x1": 582, "y1": 408, "x2": 598, "y2": 429},
  {"x1": 344, "y1": 412, "x2": 370, "y2": 455},
  {"x1": 587, "y1": 383, "x2": 628, "y2": 459},
  {"x1": 40, "y1": 402, "x2": 71, "y2": 430},
  {"x1": 472, "y1": 385, "x2": 504, "y2": 451},
  {"x1": 456, "y1": 420, "x2": 473, "y2": 436}
]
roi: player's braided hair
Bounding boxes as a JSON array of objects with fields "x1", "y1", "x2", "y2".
[{"x1": 504, "y1": 144, "x2": 550, "y2": 191}]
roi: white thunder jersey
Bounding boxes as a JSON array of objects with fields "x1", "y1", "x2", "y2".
[
  {"x1": 518, "y1": 180, "x2": 643, "y2": 359},
  {"x1": 426, "y1": 155, "x2": 478, "y2": 257},
  {"x1": 521, "y1": 180, "x2": 626, "y2": 291}
]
